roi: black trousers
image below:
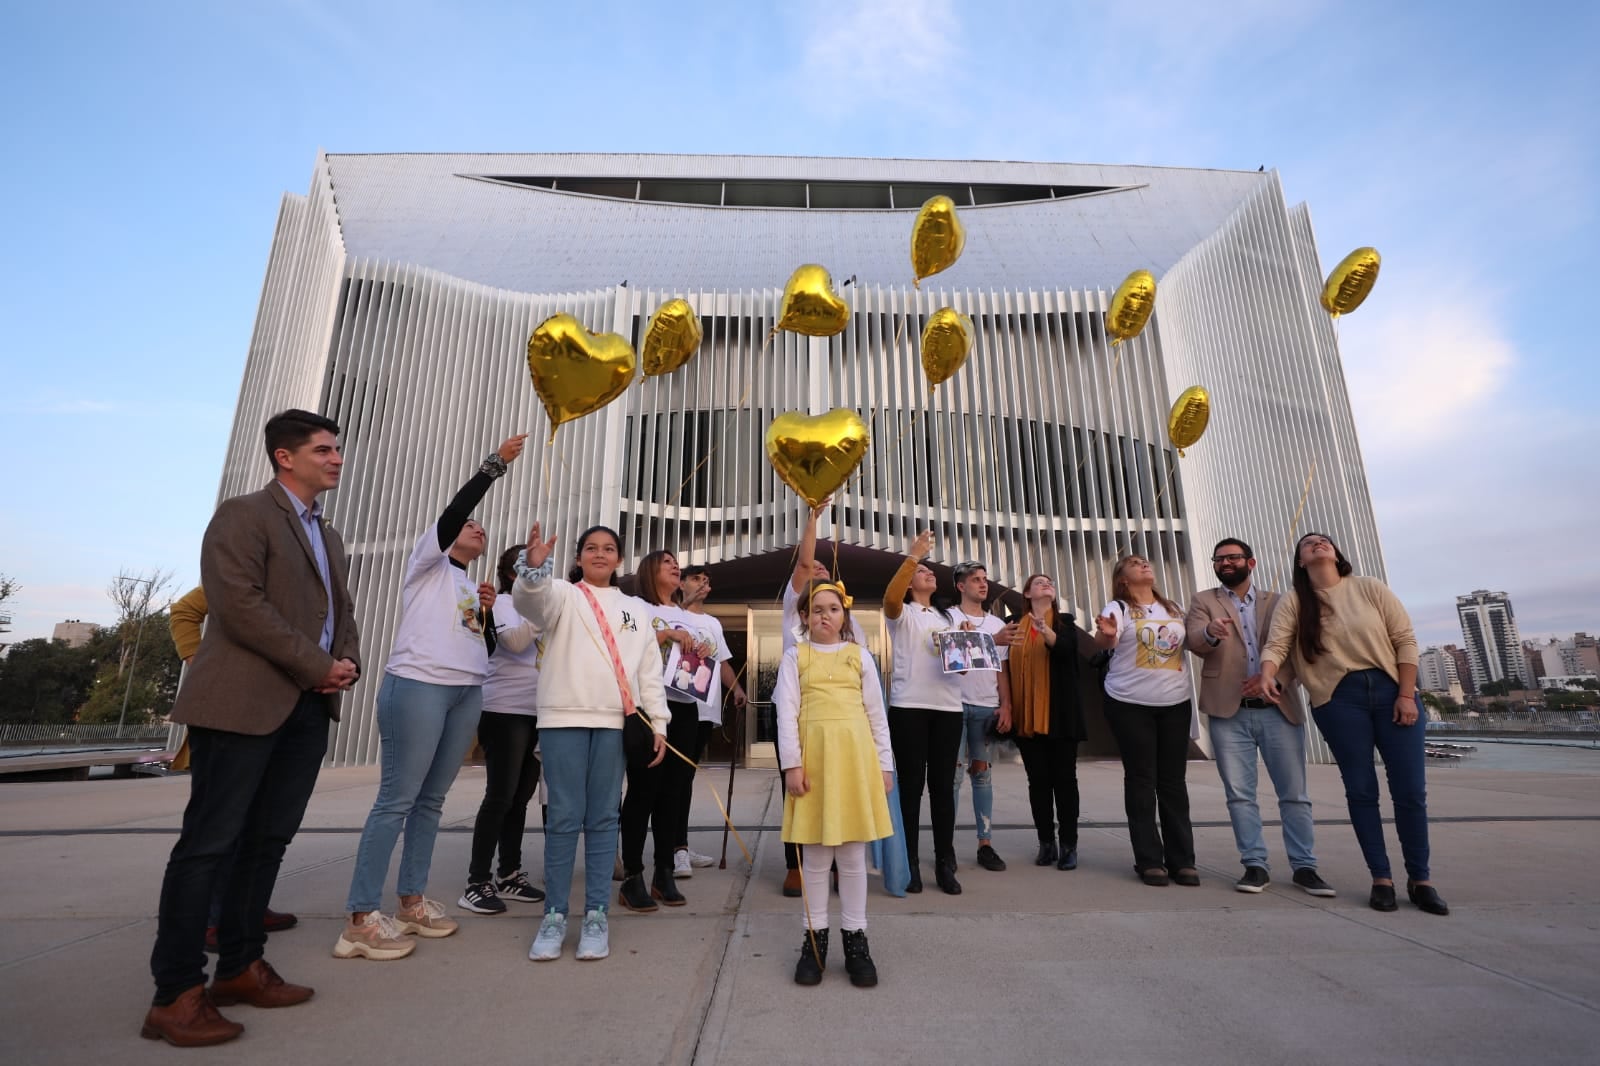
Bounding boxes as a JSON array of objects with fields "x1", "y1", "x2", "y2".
[
  {"x1": 1016, "y1": 733, "x2": 1080, "y2": 847},
  {"x1": 620, "y1": 700, "x2": 698, "y2": 876},
  {"x1": 670, "y1": 720, "x2": 714, "y2": 848},
  {"x1": 468, "y1": 711, "x2": 540, "y2": 883},
  {"x1": 1103, "y1": 696, "x2": 1196, "y2": 871},
  {"x1": 150, "y1": 692, "x2": 328, "y2": 1003},
  {"x1": 887, "y1": 705, "x2": 965, "y2": 864}
]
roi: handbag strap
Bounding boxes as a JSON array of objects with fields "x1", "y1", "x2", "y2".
[{"x1": 574, "y1": 581, "x2": 637, "y2": 717}]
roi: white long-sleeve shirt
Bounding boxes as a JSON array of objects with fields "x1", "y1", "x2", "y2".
[{"x1": 774, "y1": 640, "x2": 894, "y2": 774}]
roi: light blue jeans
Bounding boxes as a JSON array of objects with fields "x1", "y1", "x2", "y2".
[
  {"x1": 953, "y1": 703, "x2": 998, "y2": 842},
  {"x1": 539, "y1": 726, "x2": 626, "y2": 917},
  {"x1": 1207, "y1": 706, "x2": 1316, "y2": 873},
  {"x1": 346, "y1": 674, "x2": 483, "y2": 912}
]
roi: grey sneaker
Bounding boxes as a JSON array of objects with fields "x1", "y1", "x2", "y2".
[
  {"x1": 575, "y1": 908, "x2": 609, "y2": 961},
  {"x1": 529, "y1": 912, "x2": 567, "y2": 962},
  {"x1": 1293, "y1": 868, "x2": 1337, "y2": 897},
  {"x1": 1235, "y1": 866, "x2": 1270, "y2": 893}
]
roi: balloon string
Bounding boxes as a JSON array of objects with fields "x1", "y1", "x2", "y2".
[
  {"x1": 738, "y1": 330, "x2": 777, "y2": 411},
  {"x1": 659, "y1": 736, "x2": 751, "y2": 865},
  {"x1": 1270, "y1": 458, "x2": 1319, "y2": 594}
]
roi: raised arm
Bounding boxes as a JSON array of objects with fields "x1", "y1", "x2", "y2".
[
  {"x1": 511, "y1": 522, "x2": 565, "y2": 630},
  {"x1": 882, "y1": 530, "x2": 933, "y2": 621},
  {"x1": 436, "y1": 435, "x2": 527, "y2": 551},
  {"x1": 791, "y1": 500, "x2": 830, "y2": 594}
]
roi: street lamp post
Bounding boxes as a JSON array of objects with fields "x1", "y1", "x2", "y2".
[{"x1": 115, "y1": 578, "x2": 156, "y2": 739}]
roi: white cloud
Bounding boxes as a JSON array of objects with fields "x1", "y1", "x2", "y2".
[{"x1": 793, "y1": 0, "x2": 964, "y2": 110}]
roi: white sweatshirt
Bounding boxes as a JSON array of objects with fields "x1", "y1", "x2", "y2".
[{"x1": 511, "y1": 561, "x2": 669, "y2": 734}]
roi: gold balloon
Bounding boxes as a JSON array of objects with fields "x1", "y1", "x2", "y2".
[
  {"x1": 764, "y1": 408, "x2": 871, "y2": 508},
  {"x1": 526, "y1": 313, "x2": 637, "y2": 441},
  {"x1": 776, "y1": 264, "x2": 850, "y2": 337},
  {"x1": 641, "y1": 298, "x2": 702, "y2": 377},
  {"x1": 911, "y1": 195, "x2": 966, "y2": 287},
  {"x1": 1167, "y1": 386, "x2": 1211, "y2": 457},
  {"x1": 1321, "y1": 246, "x2": 1381, "y2": 317},
  {"x1": 1107, "y1": 269, "x2": 1157, "y2": 345},
  {"x1": 920, "y1": 307, "x2": 974, "y2": 390}
]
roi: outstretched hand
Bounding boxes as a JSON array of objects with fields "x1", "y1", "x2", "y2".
[
  {"x1": 908, "y1": 529, "x2": 934, "y2": 561},
  {"x1": 525, "y1": 522, "x2": 557, "y2": 569},
  {"x1": 497, "y1": 434, "x2": 529, "y2": 464}
]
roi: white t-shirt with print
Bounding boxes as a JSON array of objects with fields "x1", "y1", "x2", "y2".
[
  {"x1": 385, "y1": 523, "x2": 490, "y2": 686},
  {"x1": 886, "y1": 603, "x2": 963, "y2": 712},
  {"x1": 679, "y1": 609, "x2": 733, "y2": 724},
  {"x1": 952, "y1": 609, "x2": 1010, "y2": 709},
  {"x1": 781, "y1": 580, "x2": 869, "y2": 652},
  {"x1": 648, "y1": 603, "x2": 703, "y2": 707},
  {"x1": 1100, "y1": 599, "x2": 1191, "y2": 706}
]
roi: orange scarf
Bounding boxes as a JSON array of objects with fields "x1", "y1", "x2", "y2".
[{"x1": 1007, "y1": 614, "x2": 1053, "y2": 737}]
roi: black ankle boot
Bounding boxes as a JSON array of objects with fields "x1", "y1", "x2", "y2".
[
  {"x1": 905, "y1": 861, "x2": 923, "y2": 894},
  {"x1": 794, "y1": 928, "x2": 829, "y2": 986},
  {"x1": 651, "y1": 868, "x2": 686, "y2": 906},
  {"x1": 840, "y1": 928, "x2": 878, "y2": 987},
  {"x1": 935, "y1": 858, "x2": 963, "y2": 895},
  {"x1": 1035, "y1": 841, "x2": 1057, "y2": 866},
  {"x1": 618, "y1": 873, "x2": 657, "y2": 912}
]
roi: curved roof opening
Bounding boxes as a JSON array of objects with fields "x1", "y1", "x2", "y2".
[{"x1": 474, "y1": 175, "x2": 1121, "y2": 210}]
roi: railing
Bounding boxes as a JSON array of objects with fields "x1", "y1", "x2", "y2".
[{"x1": 0, "y1": 723, "x2": 173, "y2": 746}]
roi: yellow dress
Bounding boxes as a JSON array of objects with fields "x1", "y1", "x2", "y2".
[{"x1": 781, "y1": 644, "x2": 895, "y2": 846}]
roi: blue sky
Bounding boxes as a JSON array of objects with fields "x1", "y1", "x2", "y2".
[{"x1": 2, "y1": 0, "x2": 1596, "y2": 648}]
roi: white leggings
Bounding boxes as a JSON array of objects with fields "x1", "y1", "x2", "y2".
[{"x1": 800, "y1": 841, "x2": 868, "y2": 932}]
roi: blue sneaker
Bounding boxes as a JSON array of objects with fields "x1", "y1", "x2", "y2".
[
  {"x1": 529, "y1": 912, "x2": 566, "y2": 962},
  {"x1": 575, "y1": 908, "x2": 609, "y2": 961}
]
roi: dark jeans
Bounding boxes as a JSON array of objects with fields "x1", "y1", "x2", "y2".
[
  {"x1": 1016, "y1": 733, "x2": 1080, "y2": 848},
  {"x1": 1104, "y1": 696, "x2": 1195, "y2": 872},
  {"x1": 150, "y1": 692, "x2": 328, "y2": 1003},
  {"x1": 672, "y1": 720, "x2": 714, "y2": 848},
  {"x1": 887, "y1": 706, "x2": 964, "y2": 864},
  {"x1": 1312, "y1": 669, "x2": 1430, "y2": 882},
  {"x1": 468, "y1": 711, "x2": 541, "y2": 883},
  {"x1": 620, "y1": 700, "x2": 698, "y2": 876}
]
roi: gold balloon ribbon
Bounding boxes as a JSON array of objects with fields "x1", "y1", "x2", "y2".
[
  {"x1": 660, "y1": 738, "x2": 751, "y2": 865},
  {"x1": 1268, "y1": 459, "x2": 1319, "y2": 594}
]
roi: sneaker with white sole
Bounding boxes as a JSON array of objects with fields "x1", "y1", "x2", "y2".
[
  {"x1": 575, "y1": 908, "x2": 609, "y2": 960},
  {"x1": 394, "y1": 897, "x2": 459, "y2": 938},
  {"x1": 333, "y1": 911, "x2": 416, "y2": 961},
  {"x1": 496, "y1": 869, "x2": 546, "y2": 904},
  {"x1": 529, "y1": 912, "x2": 567, "y2": 961},
  {"x1": 673, "y1": 849, "x2": 693, "y2": 879},
  {"x1": 459, "y1": 880, "x2": 506, "y2": 914},
  {"x1": 686, "y1": 848, "x2": 717, "y2": 869}
]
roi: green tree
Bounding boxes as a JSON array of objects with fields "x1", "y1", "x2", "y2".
[
  {"x1": 75, "y1": 611, "x2": 180, "y2": 725},
  {"x1": 1481, "y1": 680, "x2": 1514, "y2": 697},
  {"x1": 0, "y1": 638, "x2": 97, "y2": 724}
]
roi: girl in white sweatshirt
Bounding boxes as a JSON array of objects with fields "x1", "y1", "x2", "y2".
[{"x1": 513, "y1": 523, "x2": 669, "y2": 963}]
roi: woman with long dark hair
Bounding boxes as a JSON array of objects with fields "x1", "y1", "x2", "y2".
[
  {"x1": 1260, "y1": 533, "x2": 1445, "y2": 916},
  {"x1": 1003, "y1": 574, "x2": 1086, "y2": 870},
  {"x1": 457, "y1": 546, "x2": 545, "y2": 916},
  {"x1": 1091, "y1": 554, "x2": 1198, "y2": 887}
]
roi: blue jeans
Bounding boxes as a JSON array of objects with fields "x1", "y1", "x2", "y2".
[
  {"x1": 1207, "y1": 707, "x2": 1316, "y2": 872},
  {"x1": 952, "y1": 703, "x2": 998, "y2": 842},
  {"x1": 1311, "y1": 669, "x2": 1430, "y2": 882},
  {"x1": 539, "y1": 726, "x2": 626, "y2": 916},
  {"x1": 346, "y1": 675, "x2": 483, "y2": 912}
]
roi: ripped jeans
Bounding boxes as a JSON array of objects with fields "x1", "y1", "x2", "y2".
[{"x1": 953, "y1": 703, "x2": 998, "y2": 842}]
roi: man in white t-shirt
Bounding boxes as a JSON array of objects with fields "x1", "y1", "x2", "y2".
[{"x1": 949, "y1": 562, "x2": 1012, "y2": 872}]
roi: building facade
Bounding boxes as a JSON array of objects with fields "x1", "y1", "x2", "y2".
[
  {"x1": 212, "y1": 153, "x2": 1383, "y2": 766},
  {"x1": 1418, "y1": 645, "x2": 1464, "y2": 702},
  {"x1": 1457, "y1": 590, "x2": 1532, "y2": 691}
]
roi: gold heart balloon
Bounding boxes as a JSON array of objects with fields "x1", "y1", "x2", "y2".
[
  {"x1": 1320, "y1": 247, "x2": 1381, "y2": 317},
  {"x1": 526, "y1": 313, "x2": 637, "y2": 441},
  {"x1": 641, "y1": 298, "x2": 702, "y2": 377},
  {"x1": 911, "y1": 195, "x2": 966, "y2": 287},
  {"x1": 764, "y1": 408, "x2": 871, "y2": 509},
  {"x1": 1107, "y1": 269, "x2": 1157, "y2": 345},
  {"x1": 1168, "y1": 385, "x2": 1211, "y2": 457},
  {"x1": 776, "y1": 264, "x2": 850, "y2": 337},
  {"x1": 920, "y1": 307, "x2": 974, "y2": 390}
]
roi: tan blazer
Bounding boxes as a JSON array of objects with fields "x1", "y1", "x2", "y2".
[
  {"x1": 170, "y1": 481, "x2": 361, "y2": 735},
  {"x1": 1184, "y1": 585, "x2": 1305, "y2": 725}
]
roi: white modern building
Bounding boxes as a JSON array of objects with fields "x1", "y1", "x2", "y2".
[
  {"x1": 214, "y1": 153, "x2": 1382, "y2": 766},
  {"x1": 1457, "y1": 590, "x2": 1532, "y2": 691},
  {"x1": 1418, "y1": 645, "x2": 1466, "y2": 703}
]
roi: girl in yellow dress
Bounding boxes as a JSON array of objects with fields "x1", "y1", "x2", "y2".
[{"x1": 777, "y1": 581, "x2": 895, "y2": 988}]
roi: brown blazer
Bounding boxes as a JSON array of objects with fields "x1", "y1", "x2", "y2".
[
  {"x1": 170, "y1": 481, "x2": 361, "y2": 735},
  {"x1": 1184, "y1": 585, "x2": 1305, "y2": 725}
]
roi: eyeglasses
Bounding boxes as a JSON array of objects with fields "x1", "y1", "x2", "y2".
[{"x1": 1212, "y1": 554, "x2": 1248, "y2": 563}]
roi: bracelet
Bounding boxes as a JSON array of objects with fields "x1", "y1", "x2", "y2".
[{"x1": 481, "y1": 453, "x2": 508, "y2": 478}]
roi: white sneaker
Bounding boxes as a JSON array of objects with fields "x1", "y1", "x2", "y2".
[
  {"x1": 686, "y1": 848, "x2": 717, "y2": 868},
  {"x1": 529, "y1": 912, "x2": 567, "y2": 962},
  {"x1": 673, "y1": 849, "x2": 693, "y2": 879},
  {"x1": 575, "y1": 908, "x2": 609, "y2": 960}
]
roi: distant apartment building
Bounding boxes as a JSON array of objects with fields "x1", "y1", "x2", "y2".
[
  {"x1": 1456, "y1": 590, "x2": 1532, "y2": 690},
  {"x1": 1525, "y1": 635, "x2": 1600, "y2": 686},
  {"x1": 51, "y1": 620, "x2": 99, "y2": 648},
  {"x1": 1418, "y1": 645, "x2": 1466, "y2": 702},
  {"x1": 1444, "y1": 644, "x2": 1475, "y2": 696}
]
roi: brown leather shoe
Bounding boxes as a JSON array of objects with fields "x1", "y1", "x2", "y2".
[
  {"x1": 782, "y1": 868, "x2": 803, "y2": 898},
  {"x1": 209, "y1": 959, "x2": 314, "y2": 1008},
  {"x1": 263, "y1": 908, "x2": 299, "y2": 932},
  {"x1": 141, "y1": 985, "x2": 243, "y2": 1046}
]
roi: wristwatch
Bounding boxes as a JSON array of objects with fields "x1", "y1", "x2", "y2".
[{"x1": 480, "y1": 453, "x2": 508, "y2": 478}]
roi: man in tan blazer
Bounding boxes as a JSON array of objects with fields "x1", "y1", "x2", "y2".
[
  {"x1": 1185, "y1": 538, "x2": 1334, "y2": 899},
  {"x1": 144, "y1": 410, "x2": 361, "y2": 1047}
]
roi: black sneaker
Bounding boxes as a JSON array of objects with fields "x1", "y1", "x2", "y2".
[
  {"x1": 1235, "y1": 866, "x2": 1270, "y2": 893},
  {"x1": 458, "y1": 880, "x2": 507, "y2": 914},
  {"x1": 1292, "y1": 868, "x2": 1336, "y2": 898},
  {"x1": 976, "y1": 845, "x2": 1007, "y2": 872},
  {"x1": 496, "y1": 869, "x2": 546, "y2": 904}
]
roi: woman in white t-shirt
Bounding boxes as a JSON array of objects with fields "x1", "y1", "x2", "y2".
[
  {"x1": 1091, "y1": 554, "x2": 1198, "y2": 889},
  {"x1": 336, "y1": 435, "x2": 526, "y2": 962},
  {"x1": 881, "y1": 530, "x2": 964, "y2": 896}
]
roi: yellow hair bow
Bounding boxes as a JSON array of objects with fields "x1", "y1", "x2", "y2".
[{"x1": 808, "y1": 581, "x2": 854, "y2": 609}]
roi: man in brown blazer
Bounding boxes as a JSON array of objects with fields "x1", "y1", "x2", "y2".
[
  {"x1": 1185, "y1": 538, "x2": 1335, "y2": 899},
  {"x1": 144, "y1": 410, "x2": 361, "y2": 1047}
]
